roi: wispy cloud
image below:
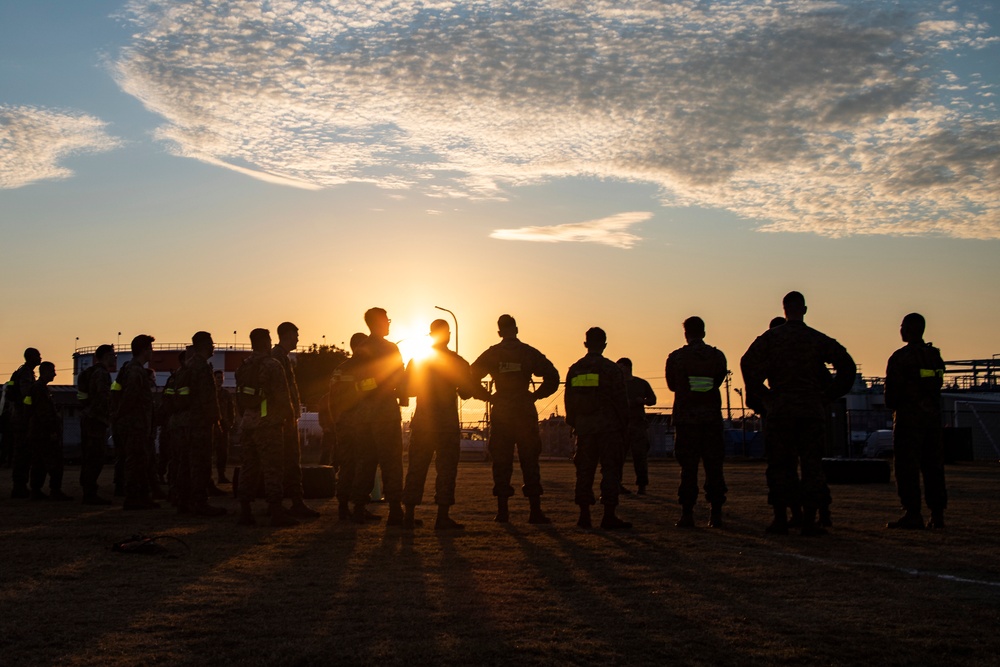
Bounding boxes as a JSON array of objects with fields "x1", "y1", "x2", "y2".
[
  {"x1": 113, "y1": 0, "x2": 1000, "y2": 238},
  {"x1": 491, "y1": 212, "x2": 650, "y2": 249},
  {"x1": 0, "y1": 106, "x2": 120, "y2": 189}
]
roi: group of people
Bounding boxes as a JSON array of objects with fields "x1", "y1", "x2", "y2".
[{"x1": 1, "y1": 291, "x2": 949, "y2": 535}]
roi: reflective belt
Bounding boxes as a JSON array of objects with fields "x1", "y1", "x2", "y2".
[
  {"x1": 261, "y1": 399, "x2": 268, "y2": 417},
  {"x1": 23, "y1": 396, "x2": 33, "y2": 405},
  {"x1": 688, "y1": 376, "x2": 714, "y2": 392},
  {"x1": 356, "y1": 378, "x2": 377, "y2": 392},
  {"x1": 111, "y1": 382, "x2": 122, "y2": 392},
  {"x1": 920, "y1": 369, "x2": 944, "y2": 379},
  {"x1": 77, "y1": 391, "x2": 90, "y2": 400},
  {"x1": 570, "y1": 373, "x2": 599, "y2": 387}
]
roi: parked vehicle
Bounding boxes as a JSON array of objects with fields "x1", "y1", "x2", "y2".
[
  {"x1": 460, "y1": 428, "x2": 489, "y2": 461},
  {"x1": 863, "y1": 429, "x2": 894, "y2": 458}
]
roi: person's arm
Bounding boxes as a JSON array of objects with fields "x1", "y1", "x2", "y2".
[{"x1": 531, "y1": 351, "x2": 561, "y2": 401}]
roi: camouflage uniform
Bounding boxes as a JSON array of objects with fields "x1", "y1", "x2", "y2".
[
  {"x1": 624, "y1": 375, "x2": 656, "y2": 488},
  {"x1": 666, "y1": 342, "x2": 728, "y2": 509},
  {"x1": 885, "y1": 342, "x2": 947, "y2": 516},
  {"x1": 741, "y1": 321, "x2": 855, "y2": 514},
  {"x1": 79, "y1": 364, "x2": 112, "y2": 498},
  {"x1": 215, "y1": 383, "x2": 235, "y2": 480},
  {"x1": 112, "y1": 361, "x2": 155, "y2": 503},
  {"x1": 172, "y1": 352, "x2": 220, "y2": 511},
  {"x1": 352, "y1": 336, "x2": 406, "y2": 506},
  {"x1": 565, "y1": 352, "x2": 629, "y2": 507},
  {"x1": 5, "y1": 365, "x2": 37, "y2": 495},
  {"x1": 402, "y1": 346, "x2": 490, "y2": 508},
  {"x1": 237, "y1": 351, "x2": 294, "y2": 505},
  {"x1": 471, "y1": 338, "x2": 559, "y2": 499},
  {"x1": 26, "y1": 380, "x2": 64, "y2": 494},
  {"x1": 272, "y1": 343, "x2": 305, "y2": 502},
  {"x1": 328, "y1": 355, "x2": 375, "y2": 507}
]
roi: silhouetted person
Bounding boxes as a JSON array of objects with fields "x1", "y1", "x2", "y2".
[
  {"x1": 885, "y1": 313, "x2": 947, "y2": 530},
  {"x1": 353, "y1": 307, "x2": 408, "y2": 525},
  {"x1": 666, "y1": 317, "x2": 728, "y2": 528},
  {"x1": 328, "y1": 333, "x2": 374, "y2": 522},
  {"x1": 113, "y1": 335, "x2": 159, "y2": 510},
  {"x1": 173, "y1": 331, "x2": 225, "y2": 516},
  {"x1": 471, "y1": 314, "x2": 560, "y2": 523},
  {"x1": 214, "y1": 370, "x2": 234, "y2": 484},
  {"x1": 565, "y1": 327, "x2": 631, "y2": 530},
  {"x1": 6, "y1": 347, "x2": 42, "y2": 498},
  {"x1": 25, "y1": 362, "x2": 71, "y2": 500},
  {"x1": 616, "y1": 358, "x2": 656, "y2": 496},
  {"x1": 741, "y1": 292, "x2": 855, "y2": 536},
  {"x1": 402, "y1": 320, "x2": 491, "y2": 530},
  {"x1": 273, "y1": 321, "x2": 320, "y2": 519},
  {"x1": 236, "y1": 328, "x2": 298, "y2": 527},
  {"x1": 78, "y1": 344, "x2": 115, "y2": 505}
]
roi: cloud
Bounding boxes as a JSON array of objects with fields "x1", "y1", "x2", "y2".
[
  {"x1": 0, "y1": 106, "x2": 121, "y2": 189},
  {"x1": 112, "y1": 0, "x2": 1000, "y2": 238},
  {"x1": 491, "y1": 211, "x2": 650, "y2": 249}
]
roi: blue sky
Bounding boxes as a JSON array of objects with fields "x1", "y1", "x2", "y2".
[{"x1": 2, "y1": 0, "x2": 998, "y2": 402}]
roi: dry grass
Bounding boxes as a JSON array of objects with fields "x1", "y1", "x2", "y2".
[{"x1": 2, "y1": 459, "x2": 999, "y2": 666}]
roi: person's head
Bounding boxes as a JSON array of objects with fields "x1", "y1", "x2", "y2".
[
  {"x1": 249, "y1": 328, "x2": 272, "y2": 353},
  {"x1": 23, "y1": 347, "x2": 41, "y2": 368},
  {"x1": 364, "y1": 308, "x2": 389, "y2": 338},
  {"x1": 95, "y1": 344, "x2": 115, "y2": 369},
  {"x1": 131, "y1": 335, "x2": 155, "y2": 362},
  {"x1": 214, "y1": 369, "x2": 224, "y2": 388},
  {"x1": 683, "y1": 316, "x2": 706, "y2": 343},
  {"x1": 782, "y1": 291, "x2": 807, "y2": 321},
  {"x1": 192, "y1": 331, "x2": 214, "y2": 357},
  {"x1": 430, "y1": 319, "x2": 451, "y2": 347},
  {"x1": 349, "y1": 332, "x2": 369, "y2": 357},
  {"x1": 276, "y1": 322, "x2": 299, "y2": 350},
  {"x1": 768, "y1": 316, "x2": 786, "y2": 329},
  {"x1": 38, "y1": 361, "x2": 56, "y2": 383},
  {"x1": 900, "y1": 313, "x2": 926, "y2": 343},
  {"x1": 616, "y1": 357, "x2": 633, "y2": 378},
  {"x1": 497, "y1": 314, "x2": 518, "y2": 339},
  {"x1": 584, "y1": 327, "x2": 607, "y2": 353}
]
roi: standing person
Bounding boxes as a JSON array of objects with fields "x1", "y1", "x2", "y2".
[
  {"x1": 78, "y1": 344, "x2": 115, "y2": 505},
  {"x1": 213, "y1": 370, "x2": 235, "y2": 484},
  {"x1": 173, "y1": 331, "x2": 226, "y2": 517},
  {"x1": 665, "y1": 318, "x2": 728, "y2": 528},
  {"x1": 402, "y1": 320, "x2": 491, "y2": 530},
  {"x1": 884, "y1": 313, "x2": 947, "y2": 530},
  {"x1": 272, "y1": 322, "x2": 320, "y2": 519},
  {"x1": 26, "y1": 362, "x2": 71, "y2": 500},
  {"x1": 158, "y1": 350, "x2": 187, "y2": 496},
  {"x1": 741, "y1": 292, "x2": 855, "y2": 536},
  {"x1": 113, "y1": 335, "x2": 159, "y2": 510},
  {"x1": 616, "y1": 358, "x2": 656, "y2": 496},
  {"x1": 328, "y1": 333, "x2": 374, "y2": 522},
  {"x1": 236, "y1": 328, "x2": 298, "y2": 527},
  {"x1": 565, "y1": 327, "x2": 631, "y2": 530},
  {"x1": 352, "y1": 308, "x2": 407, "y2": 525},
  {"x1": 6, "y1": 347, "x2": 42, "y2": 498},
  {"x1": 470, "y1": 314, "x2": 560, "y2": 524}
]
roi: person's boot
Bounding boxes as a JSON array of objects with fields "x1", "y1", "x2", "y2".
[
  {"x1": 124, "y1": 495, "x2": 160, "y2": 510},
  {"x1": 766, "y1": 506, "x2": 789, "y2": 535},
  {"x1": 818, "y1": 506, "x2": 833, "y2": 528},
  {"x1": 49, "y1": 489, "x2": 73, "y2": 501},
  {"x1": 637, "y1": 484, "x2": 647, "y2": 496},
  {"x1": 150, "y1": 481, "x2": 168, "y2": 500},
  {"x1": 29, "y1": 489, "x2": 49, "y2": 501},
  {"x1": 114, "y1": 483, "x2": 124, "y2": 497},
  {"x1": 82, "y1": 493, "x2": 112, "y2": 506},
  {"x1": 619, "y1": 484, "x2": 633, "y2": 496},
  {"x1": 926, "y1": 509, "x2": 945, "y2": 530},
  {"x1": 676, "y1": 506, "x2": 695, "y2": 528},
  {"x1": 237, "y1": 501, "x2": 256, "y2": 526},
  {"x1": 352, "y1": 503, "x2": 381, "y2": 524},
  {"x1": 434, "y1": 505, "x2": 464, "y2": 531},
  {"x1": 206, "y1": 481, "x2": 226, "y2": 497},
  {"x1": 191, "y1": 502, "x2": 227, "y2": 517},
  {"x1": 386, "y1": 501, "x2": 404, "y2": 526},
  {"x1": 577, "y1": 504, "x2": 592, "y2": 529},
  {"x1": 494, "y1": 495, "x2": 510, "y2": 523},
  {"x1": 218, "y1": 468, "x2": 231, "y2": 484},
  {"x1": 800, "y1": 507, "x2": 827, "y2": 537},
  {"x1": 402, "y1": 504, "x2": 424, "y2": 529},
  {"x1": 708, "y1": 504, "x2": 723, "y2": 528},
  {"x1": 788, "y1": 505, "x2": 803, "y2": 529},
  {"x1": 338, "y1": 500, "x2": 352, "y2": 522},
  {"x1": 527, "y1": 496, "x2": 551, "y2": 524},
  {"x1": 288, "y1": 498, "x2": 320, "y2": 518},
  {"x1": 887, "y1": 510, "x2": 925, "y2": 530},
  {"x1": 600, "y1": 506, "x2": 632, "y2": 530},
  {"x1": 10, "y1": 485, "x2": 29, "y2": 499},
  {"x1": 269, "y1": 502, "x2": 299, "y2": 528}
]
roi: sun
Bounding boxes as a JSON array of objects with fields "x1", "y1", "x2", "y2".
[{"x1": 393, "y1": 325, "x2": 435, "y2": 365}]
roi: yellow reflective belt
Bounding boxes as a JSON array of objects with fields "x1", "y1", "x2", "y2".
[
  {"x1": 688, "y1": 376, "x2": 714, "y2": 392},
  {"x1": 920, "y1": 369, "x2": 944, "y2": 379},
  {"x1": 260, "y1": 399, "x2": 268, "y2": 417},
  {"x1": 357, "y1": 378, "x2": 377, "y2": 392},
  {"x1": 570, "y1": 373, "x2": 600, "y2": 387},
  {"x1": 239, "y1": 386, "x2": 258, "y2": 395},
  {"x1": 23, "y1": 396, "x2": 33, "y2": 405},
  {"x1": 77, "y1": 392, "x2": 89, "y2": 400},
  {"x1": 177, "y1": 387, "x2": 191, "y2": 396},
  {"x1": 111, "y1": 382, "x2": 122, "y2": 391}
]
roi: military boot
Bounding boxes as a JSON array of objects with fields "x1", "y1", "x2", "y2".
[
  {"x1": 527, "y1": 496, "x2": 550, "y2": 524},
  {"x1": 82, "y1": 493, "x2": 112, "y2": 506},
  {"x1": 800, "y1": 507, "x2": 828, "y2": 537},
  {"x1": 766, "y1": 506, "x2": 789, "y2": 535},
  {"x1": 708, "y1": 504, "x2": 723, "y2": 528},
  {"x1": 887, "y1": 510, "x2": 925, "y2": 530},
  {"x1": 288, "y1": 499, "x2": 320, "y2": 518},
  {"x1": 600, "y1": 506, "x2": 632, "y2": 530},
  {"x1": 386, "y1": 501, "x2": 404, "y2": 526},
  {"x1": 676, "y1": 506, "x2": 695, "y2": 528},
  {"x1": 577, "y1": 504, "x2": 592, "y2": 529},
  {"x1": 269, "y1": 502, "x2": 300, "y2": 528},
  {"x1": 402, "y1": 504, "x2": 424, "y2": 529},
  {"x1": 237, "y1": 501, "x2": 256, "y2": 526},
  {"x1": 637, "y1": 484, "x2": 647, "y2": 495},
  {"x1": 819, "y1": 506, "x2": 833, "y2": 528},
  {"x1": 788, "y1": 505, "x2": 803, "y2": 529},
  {"x1": 494, "y1": 496, "x2": 510, "y2": 523},
  {"x1": 434, "y1": 505, "x2": 464, "y2": 531},
  {"x1": 926, "y1": 510, "x2": 945, "y2": 530},
  {"x1": 338, "y1": 500, "x2": 352, "y2": 522}
]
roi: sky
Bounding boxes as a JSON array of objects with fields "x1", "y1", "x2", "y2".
[{"x1": 1, "y1": 0, "x2": 998, "y2": 409}]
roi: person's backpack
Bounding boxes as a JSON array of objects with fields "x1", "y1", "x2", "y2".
[{"x1": 235, "y1": 356, "x2": 266, "y2": 414}]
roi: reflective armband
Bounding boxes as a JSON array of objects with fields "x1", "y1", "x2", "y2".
[
  {"x1": 77, "y1": 391, "x2": 90, "y2": 400},
  {"x1": 23, "y1": 396, "x2": 33, "y2": 405},
  {"x1": 688, "y1": 376, "x2": 714, "y2": 392},
  {"x1": 570, "y1": 374, "x2": 600, "y2": 387},
  {"x1": 239, "y1": 386, "x2": 258, "y2": 396},
  {"x1": 357, "y1": 378, "x2": 377, "y2": 392},
  {"x1": 919, "y1": 369, "x2": 944, "y2": 379},
  {"x1": 260, "y1": 399, "x2": 268, "y2": 417},
  {"x1": 177, "y1": 387, "x2": 191, "y2": 396},
  {"x1": 111, "y1": 382, "x2": 122, "y2": 392}
]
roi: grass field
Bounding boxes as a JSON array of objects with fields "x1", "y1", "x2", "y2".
[{"x1": 2, "y1": 459, "x2": 999, "y2": 666}]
